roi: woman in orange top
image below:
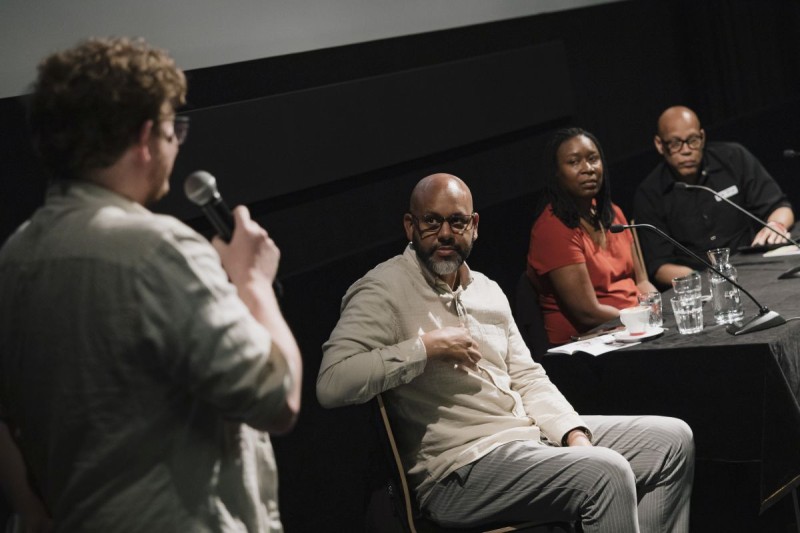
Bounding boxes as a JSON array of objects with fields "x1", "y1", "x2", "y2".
[{"x1": 527, "y1": 127, "x2": 656, "y2": 345}]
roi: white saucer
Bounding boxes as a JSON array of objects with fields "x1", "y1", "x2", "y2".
[{"x1": 614, "y1": 326, "x2": 664, "y2": 343}]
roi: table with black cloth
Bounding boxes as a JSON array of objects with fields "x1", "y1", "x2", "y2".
[{"x1": 540, "y1": 253, "x2": 800, "y2": 531}]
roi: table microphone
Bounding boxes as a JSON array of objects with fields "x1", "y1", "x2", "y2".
[
  {"x1": 610, "y1": 223, "x2": 785, "y2": 335},
  {"x1": 184, "y1": 170, "x2": 283, "y2": 296},
  {"x1": 673, "y1": 181, "x2": 799, "y2": 252},
  {"x1": 674, "y1": 181, "x2": 800, "y2": 279}
]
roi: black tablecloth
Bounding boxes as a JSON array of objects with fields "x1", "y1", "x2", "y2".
[{"x1": 541, "y1": 253, "x2": 800, "y2": 514}]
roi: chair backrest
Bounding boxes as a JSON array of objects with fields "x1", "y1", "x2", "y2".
[
  {"x1": 514, "y1": 272, "x2": 550, "y2": 362},
  {"x1": 372, "y1": 394, "x2": 575, "y2": 533},
  {"x1": 374, "y1": 394, "x2": 422, "y2": 533}
]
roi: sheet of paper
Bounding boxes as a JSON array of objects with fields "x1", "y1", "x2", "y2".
[
  {"x1": 763, "y1": 245, "x2": 800, "y2": 257},
  {"x1": 546, "y1": 334, "x2": 640, "y2": 356}
]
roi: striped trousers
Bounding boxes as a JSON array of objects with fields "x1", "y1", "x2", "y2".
[{"x1": 422, "y1": 415, "x2": 694, "y2": 533}]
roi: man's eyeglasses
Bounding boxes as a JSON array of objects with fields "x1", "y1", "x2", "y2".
[
  {"x1": 410, "y1": 213, "x2": 476, "y2": 235},
  {"x1": 660, "y1": 134, "x2": 703, "y2": 155},
  {"x1": 173, "y1": 116, "x2": 190, "y2": 145},
  {"x1": 159, "y1": 115, "x2": 190, "y2": 145}
]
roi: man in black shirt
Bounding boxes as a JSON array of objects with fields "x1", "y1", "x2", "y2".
[{"x1": 633, "y1": 106, "x2": 794, "y2": 287}]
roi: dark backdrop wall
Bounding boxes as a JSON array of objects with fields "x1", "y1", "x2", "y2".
[{"x1": 2, "y1": 0, "x2": 800, "y2": 531}]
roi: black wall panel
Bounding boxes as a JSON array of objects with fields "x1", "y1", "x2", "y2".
[{"x1": 163, "y1": 42, "x2": 573, "y2": 218}]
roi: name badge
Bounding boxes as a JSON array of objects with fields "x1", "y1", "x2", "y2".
[{"x1": 715, "y1": 185, "x2": 739, "y2": 201}]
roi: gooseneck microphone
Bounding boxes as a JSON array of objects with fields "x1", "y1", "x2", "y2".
[
  {"x1": 184, "y1": 170, "x2": 235, "y2": 242},
  {"x1": 610, "y1": 223, "x2": 785, "y2": 335},
  {"x1": 673, "y1": 181, "x2": 798, "y2": 249},
  {"x1": 673, "y1": 181, "x2": 800, "y2": 279},
  {"x1": 184, "y1": 170, "x2": 283, "y2": 296},
  {"x1": 675, "y1": 181, "x2": 800, "y2": 248}
]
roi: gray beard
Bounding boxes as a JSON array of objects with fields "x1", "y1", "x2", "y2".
[
  {"x1": 411, "y1": 233, "x2": 471, "y2": 278},
  {"x1": 426, "y1": 255, "x2": 462, "y2": 276}
]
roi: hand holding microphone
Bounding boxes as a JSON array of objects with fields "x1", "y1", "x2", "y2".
[
  {"x1": 184, "y1": 170, "x2": 283, "y2": 297},
  {"x1": 212, "y1": 206, "x2": 281, "y2": 291}
]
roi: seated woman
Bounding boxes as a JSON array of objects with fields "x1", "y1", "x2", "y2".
[{"x1": 527, "y1": 127, "x2": 656, "y2": 345}]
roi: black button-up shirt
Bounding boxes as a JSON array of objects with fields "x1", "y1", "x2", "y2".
[{"x1": 633, "y1": 142, "x2": 791, "y2": 279}]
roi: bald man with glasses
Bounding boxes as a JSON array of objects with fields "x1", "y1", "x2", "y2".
[
  {"x1": 633, "y1": 105, "x2": 794, "y2": 287},
  {"x1": 319, "y1": 173, "x2": 694, "y2": 533}
]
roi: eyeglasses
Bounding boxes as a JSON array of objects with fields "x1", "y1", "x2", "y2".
[
  {"x1": 660, "y1": 134, "x2": 703, "y2": 154},
  {"x1": 173, "y1": 116, "x2": 190, "y2": 145},
  {"x1": 159, "y1": 115, "x2": 190, "y2": 145},
  {"x1": 410, "y1": 213, "x2": 476, "y2": 235}
]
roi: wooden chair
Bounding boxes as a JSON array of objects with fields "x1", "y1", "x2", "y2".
[{"x1": 370, "y1": 394, "x2": 576, "y2": 533}]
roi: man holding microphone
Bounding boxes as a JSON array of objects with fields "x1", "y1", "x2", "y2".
[{"x1": 0, "y1": 37, "x2": 301, "y2": 531}]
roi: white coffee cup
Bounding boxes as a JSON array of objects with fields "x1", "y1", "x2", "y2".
[{"x1": 619, "y1": 305, "x2": 650, "y2": 336}]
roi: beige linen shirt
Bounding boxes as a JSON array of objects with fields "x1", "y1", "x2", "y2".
[
  {"x1": 318, "y1": 245, "x2": 586, "y2": 502},
  {"x1": 0, "y1": 181, "x2": 290, "y2": 532}
]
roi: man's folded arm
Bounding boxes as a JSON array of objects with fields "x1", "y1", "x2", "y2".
[{"x1": 317, "y1": 278, "x2": 427, "y2": 408}]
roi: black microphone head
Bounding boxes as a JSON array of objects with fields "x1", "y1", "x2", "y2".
[
  {"x1": 609, "y1": 224, "x2": 626, "y2": 233},
  {"x1": 184, "y1": 170, "x2": 220, "y2": 206},
  {"x1": 673, "y1": 181, "x2": 688, "y2": 189}
]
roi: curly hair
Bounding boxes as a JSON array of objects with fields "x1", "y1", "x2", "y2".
[
  {"x1": 28, "y1": 37, "x2": 187, "y2": 180},
  {"x1": 542, "y1": 127, "x2": 614, "y2": 229}
]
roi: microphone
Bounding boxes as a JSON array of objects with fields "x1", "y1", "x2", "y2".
[
  {"x1": 184, "y1": 170, "x2": 283, "y2": 296},
  {"x1": 673, "y1": 181, "x2": 800, "y2": 279},
  {"x1": 184, "y1": 170, "x2": 234, "y2": 242},
  {"x1": 784, "y1": 149, "x2": 800, "y2": 159},
  {"x1": 610, "y1": 223, "x2": 785, "y2": 335},
  {"x1": 673, "y1": 181, "x2": 796, "y2": 247}
]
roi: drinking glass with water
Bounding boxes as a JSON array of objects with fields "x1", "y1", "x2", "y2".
[
  {"x1": 707, "y1": 247, "x2": 744, "y2": 325},
  {"x1": 637, "y1": 291, "x2": 663, "y2": 328},
  {"x1": 672, "y1": 271, "x2": 702, "y2": 302},
  {"x1": 670, "y1": 296, "x2": 704, "y2": 334}
]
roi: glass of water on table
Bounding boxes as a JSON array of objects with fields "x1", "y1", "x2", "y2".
[
  {"x1": 670, "y1": 271, "x2": 705, "y2": 334},
  {"x1": 637, "y1": 291, "x2": 663, "y2": 328},
  {"x1": 671, "y1": 271, "x2": 702, "y2": 301},
  {"x1": 670, "y1": 296, "x2": 704, "y2": 334}
]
